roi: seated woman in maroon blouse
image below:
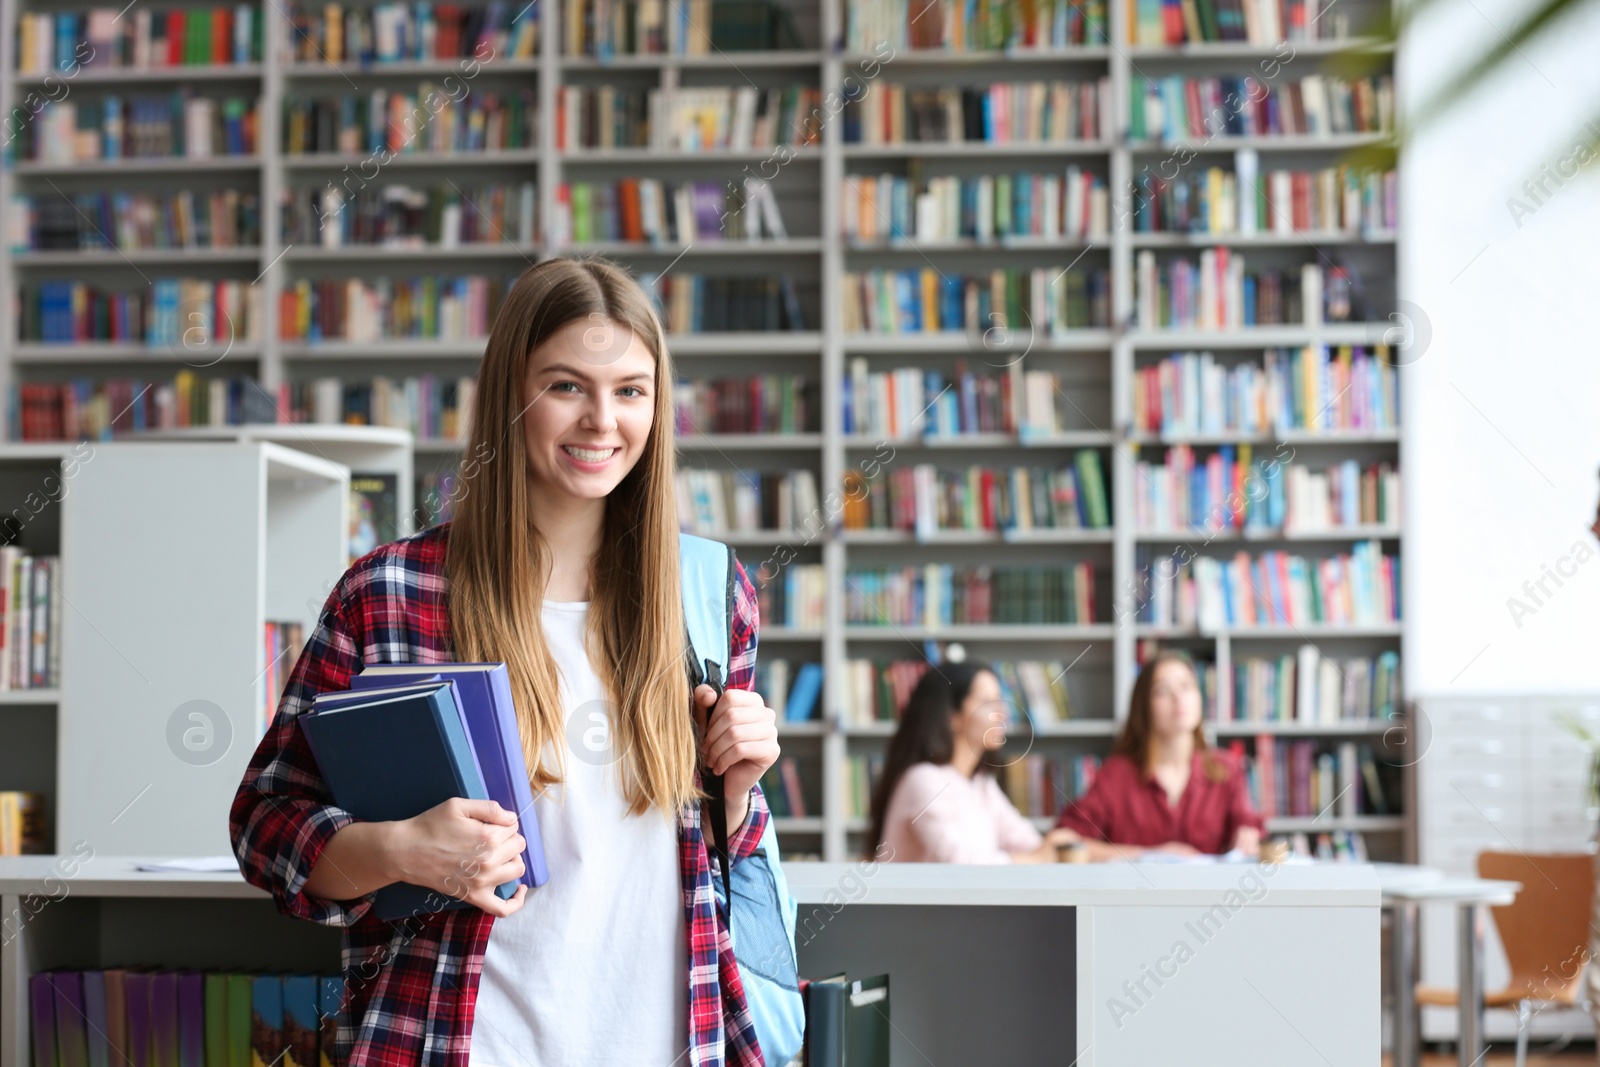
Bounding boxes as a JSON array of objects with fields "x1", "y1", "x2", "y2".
[{"x1": 1056, "y1": 651, "x2": 1265, "y2": 859}]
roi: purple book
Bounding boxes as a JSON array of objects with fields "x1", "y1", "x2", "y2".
[
  {"x1": 31, "y1": 973, "x2": 56, "y2": 1067},
  {"x1": 83, "y1": 972, "x2": 111, "y2": 1067},
  {"x1": 176, "y1": 975, "x2": 204, "y2": 1067},
  {"x1": 691, "y1": 182, "x2": 726, "y2": 241},
  {"x1": 53, "y1": 971, "x2": 89, "y2": 1067},
  {"x1": 150, "y1": 973, "x2": 179, "y2": 1067},
  {"x1": 125, "y1": 973, "x2": 153, "y2": 1067}
]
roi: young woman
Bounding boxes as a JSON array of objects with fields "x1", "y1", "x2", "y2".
[
  {"x1": 867, "y1": 662, "x2": 1078, "y2": 863},
  {"x1": 1054, "y1": 650, "x2": 1263, "y2": 859},
  {"x1": 229, "y1": 258, "x2": 781, "y2": 1067}
]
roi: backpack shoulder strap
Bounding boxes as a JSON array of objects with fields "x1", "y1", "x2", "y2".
[
  {"x1": 679, "y1": 533, "x2": 736, "y2": 913},
  {"x1": 679, "y1": 532, "x2": 734, "y2": 688}
]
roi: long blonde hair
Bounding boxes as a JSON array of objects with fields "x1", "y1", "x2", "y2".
[{"x1": 446, "y1": 257, "x2": 695, "y2": 814}]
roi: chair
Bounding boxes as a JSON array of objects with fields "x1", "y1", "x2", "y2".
[{"x1": 1414, "y1": 851, "x2": 1594, "y2": 1067}]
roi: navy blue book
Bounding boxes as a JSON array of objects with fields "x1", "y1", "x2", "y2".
[
  {"x1": 351, "y1": 663, "x2": 548, "y2": 890},
  {"x1": 299, "y1": 679, "x2": 520, "y2": 921}
]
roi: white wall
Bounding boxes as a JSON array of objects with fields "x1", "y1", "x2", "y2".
[{"x1": 1403, "y1": 0, "x2": 1600, "y2": 694}]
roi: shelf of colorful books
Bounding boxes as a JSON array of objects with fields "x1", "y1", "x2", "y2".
[
  {"x1": 1127, "y1": 430, "x2": 1401, "y2": 444},
  {"x1": 14, "y1": 63, "x2": 266, "y2": 85},
  {"x1": 844, "y1": 236, "x2": 1110, "y2": 253},
  {"x1": 843, "y1": 720, "x2": 1117, "y2": 740},
  {"x1": 841, "y1": 432, "x2": 1111, "y2": 450},
  {"x1": 1126, "y1": 230, "x2": 1397, "y2": 247}
]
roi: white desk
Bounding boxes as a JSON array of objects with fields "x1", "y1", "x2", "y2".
[
  {"x1": 0, "y1": 857, "x2": 1381, "y2": 1067},
  {"x1": 788, "y1": 861, "x2": 1380, "y2": 1066}
]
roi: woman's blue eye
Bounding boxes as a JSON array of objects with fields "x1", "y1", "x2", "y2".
[
  {"x1": 619, "y1": 386, "x2": 645, "y2": 398},
  {"x1": 552, "y1": 381, "x2": 580, "y2": 393}
]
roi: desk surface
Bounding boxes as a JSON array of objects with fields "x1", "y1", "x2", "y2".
[
  {"x1": 782, "y1": 861, "x2": 1380, "y2": 906},
  {"x1": 0, "y1": 855, "x2": 1382, "y2": 906}
]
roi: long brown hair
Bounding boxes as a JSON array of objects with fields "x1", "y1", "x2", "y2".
[
  {"x1": 446, "y1": 256, "x2": 696, "y2": 814},
  {"x1": 1113, "y1": 651, "x2": 1227, "y2": 782},
  {"x1": 865, "y1": 662, "x2": 994, "y2": 857}
]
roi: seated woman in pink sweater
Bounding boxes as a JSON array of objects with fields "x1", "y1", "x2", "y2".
[{"x1": 867, "y1": 662, "x2": 1079, "y2": 863}]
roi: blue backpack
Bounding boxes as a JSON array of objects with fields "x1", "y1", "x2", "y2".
[{"x1": 680, "y1": 533, "x2": 806, "y2": 1067}]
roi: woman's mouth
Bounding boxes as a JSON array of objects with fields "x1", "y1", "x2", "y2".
[{"x1": 562, "y1": 445, "x2": 619, "y2": 464}]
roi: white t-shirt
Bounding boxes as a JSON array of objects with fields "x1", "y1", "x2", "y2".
[{"x1": 468, "y1": 601, "x2": 687, "y2": 1067}]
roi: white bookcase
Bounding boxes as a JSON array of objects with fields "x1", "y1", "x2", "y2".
[{"x1": 0, "y1": 0, "x2": 1406, "y2": 862}]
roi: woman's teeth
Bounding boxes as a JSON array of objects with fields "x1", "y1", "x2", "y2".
[{"x1": 563, "y1": 445, "x2": 616, "y2": 462}]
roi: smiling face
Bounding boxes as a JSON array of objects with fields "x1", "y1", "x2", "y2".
[{"x1": 520, "y1": 317, "x2": 658, "y2": 507}]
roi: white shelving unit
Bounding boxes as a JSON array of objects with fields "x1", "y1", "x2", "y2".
[{"x1": 0, "y1": 0, "x2": 1404, "y2": 862}]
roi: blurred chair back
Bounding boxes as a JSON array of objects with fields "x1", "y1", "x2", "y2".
[{"x1": 1477, "y1": 851, "x2": 1594, "y2": 1005}]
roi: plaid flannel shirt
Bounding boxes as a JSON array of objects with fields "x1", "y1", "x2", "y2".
[{"x1": 229, "y1": 523, "x2": 771, "y2": 1067}]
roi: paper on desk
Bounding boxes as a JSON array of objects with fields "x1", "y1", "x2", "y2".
[{"x1": 135, "y1": 857, "x2": 241, "y2": 873}]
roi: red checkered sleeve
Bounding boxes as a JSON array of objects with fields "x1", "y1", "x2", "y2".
[
  {"x1": 722, "y1": 557, "x2": 770, "y2": 862},
  {"x1": 228, "y1": 573, "x2": 375, "y2": 927}
]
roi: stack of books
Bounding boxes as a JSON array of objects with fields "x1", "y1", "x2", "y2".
[
  {"x1": 284, "y1": 375, "x2": 478, "y2": 441},
  {"x1": 758, "y1": 563, "x2": 826, "y2": 630},
  {"x1": 11, "y1": 190, "x2": 262, "y2": 252},
  {"x1": 284, "y1": 181, "x2": 537, "y2": 249},
  {"x1": 844, "y1": 79, "x2": 1108, "y2": 146},
  {"x1": 673, "y1": 375, "x2": 816, "y2": 435},
  {"x1": 841, "y1": 266, "x2": 1110, "y2": 335},
  {"x1": 675, "y1": 469, "x2": 821, "y2": 536},
  {"x1": 0, "y1": 548, "x2": 62, "y2": 690},
  {"x1": 25, "y1": 95, "x2": 258, "y2": 163},
  {"x1": 11, "y1": 375, "x2": 276, "y2": 441},
  {"x1": 554, "y1": 178, "x2": 788, "y2": 245},
  {"x1": 1135, "y1": 252, "x2": 1357, "y2": 329},
  {"x1": 1235, "y1": 736, "x2": 1392, "y2": 819},
  {"x1": 282, "y1": 88, "x2": 538, "y2": 155},
  {"x1": 759, "y1": 757, "x2": 813, "y2": 818},
  {"x1": 287, "y1": 1, "x2": 538, "y2": 63},
  {"x1": 753, "y1": 659, "x2": 824, "y2": 723},
  {"x1": 1135, "y1": 539, "x2": 1400, "y2": 629},
  {"x1": 29, "y1": 972, "x2": 345, "y2": 1067},
  {"x1": 563, "y1": 0, "x2": 802, "y2": 56},
  {"x1": 18, "y1": 6, "x2": 262, "y2": 73},
  {"x1": 843, "y1": 456, "x2": 1111, "y2": 534},
  {"x1": 841, "y1": 168, "x2": 1109, "y2": 243},
  {"x1": 1129, "y1": 158, "x2": 1398, "y2": 235},
  {"x1": 557, "y1": 85, "x2": 823, "y2": 152},
  {"x1": 18, "y1": 279, "x2": 262, "y2": 346},
  {"x1": 1224, "y1": 648, "x2": 1401, "y2": 723},
  {"x1": 1129, "y1": 72, "x2": 1395, "y2": 142},
  {"x1": 844, "y1": 564, "x2": 1097, "y2": 626},
  {"x1": 1126, "y1": 0, "x2": 1352, "y2": 44},
  {"x1": 999, "y1": 755, "x2": 1102, "y2": 817},
  {"x1": 643, "y1": 274, "x2": 808, "y2": 333},
  {"x1": 279, "y1": 275, "x2": 510, "y2": 343},
  {"x1": 846, "y1": 0, "x2": 1109, "y2": 51}
]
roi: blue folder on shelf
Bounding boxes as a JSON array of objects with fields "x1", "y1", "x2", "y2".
[
  {"x1": 351, "y1": 663, "x2": 548, "y2": 891},
  {"x1": 299, "y1": 679, "x2": 521, "y2": 921}
]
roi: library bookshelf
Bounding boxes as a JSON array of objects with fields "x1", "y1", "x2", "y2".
[{"x1": 0, "y1": 0, "x2": 1407, "y2": 863}]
